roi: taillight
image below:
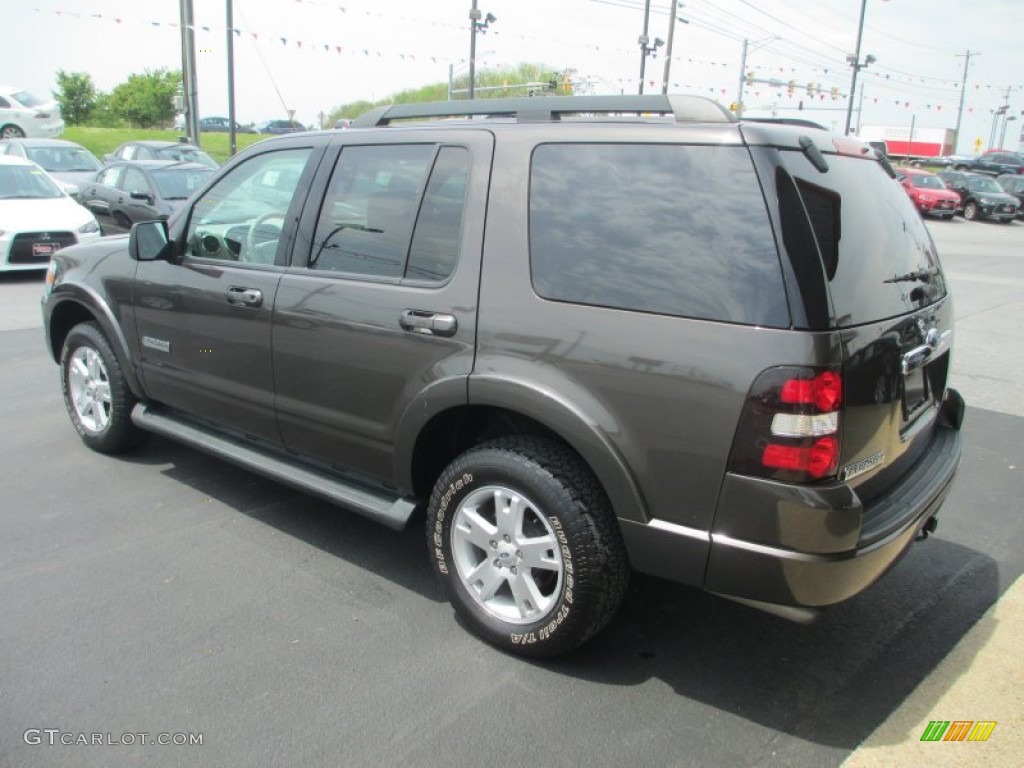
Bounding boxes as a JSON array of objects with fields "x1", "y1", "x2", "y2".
[{"x1": 727, "y1": 366, "x2": 843, "y2": 483}]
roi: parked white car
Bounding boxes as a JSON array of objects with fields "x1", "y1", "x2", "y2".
[
  {"x1": 0, "y1": 84, "x2": 65, "y2": 139},
  {"x1": 0, "y1": 155, "x2": 99, "y2": 271}
]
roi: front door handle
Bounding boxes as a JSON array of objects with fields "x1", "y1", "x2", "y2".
[
  {"x1": 399, "y1": 309, "x2": 457, "y2": 337},
  {"x1": 226, "y1": 286, "x2": 263, "y2": 308}
]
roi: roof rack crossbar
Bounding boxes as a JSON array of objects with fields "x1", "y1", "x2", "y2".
[{"x1": 351, "y1": 95, "x2": 735, "y2": 128}]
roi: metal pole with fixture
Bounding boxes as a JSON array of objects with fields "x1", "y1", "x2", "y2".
[
  {"x1": 469, "y1": 1, "x2": 479, "y2": 99},
  {"x1": 226, "y1": 0, "x2": 236, "y2": 157},
  {"x1": 844, "y1": 0, "x2": 868, "y2": 135},
  {"x1": 638, "y1": 0, "x2": 652, "y2": 95}
]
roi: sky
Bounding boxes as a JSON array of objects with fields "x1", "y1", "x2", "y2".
[{"x1": 3, "y1": 0, "x2": 1022, "y2": 153}]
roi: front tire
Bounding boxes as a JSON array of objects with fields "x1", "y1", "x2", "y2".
[
  {"x1": 427, "y1": 436, "x2": 629, "y2": 657},
  {"x1": 963, "y1": 202, "x2": 979, "y2": 221},
  {"x1": 60, "y1": 322, "x2": 144, "y2": 454}
]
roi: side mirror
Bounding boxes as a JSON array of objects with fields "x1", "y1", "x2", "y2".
[{"x1": 129, "y1": 220, "x2": 173, "y2": 262}]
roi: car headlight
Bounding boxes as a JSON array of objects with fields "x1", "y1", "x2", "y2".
[
  {"x1": 979, "y1": 198, "x2": 997, "y2": 206},
  {"x1": 919, "y1": 196, "x2": 934, "y2": 203},
  {"x1": 78, "y1": 219, "x2": 100, "y2": 234}
]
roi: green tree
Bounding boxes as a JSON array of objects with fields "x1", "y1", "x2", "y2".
[
  {"x1": 107, "y1": 69, "x2": 181, "y2": 128},
  {"x1": 327, "y1": 62, "x2": 572, "y2": 125},
  {"x1": 54, "y1": 70, "x2": 97, "y2": 125}
]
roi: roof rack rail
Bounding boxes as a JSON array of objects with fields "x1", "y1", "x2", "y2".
[
  {"x1": 743, "y1": 117, "x2": 829, "y2": 131},
  {"x1": 351, "y1": 95, "x2": 735, "y2": 128}
]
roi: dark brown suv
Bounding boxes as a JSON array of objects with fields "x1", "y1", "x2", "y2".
[{"x1": 42, "y1": 96, "x2": 963, "y2": 656}]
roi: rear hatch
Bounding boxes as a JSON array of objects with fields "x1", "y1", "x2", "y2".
[{"x1": 751, "y1": 131, "x2": 954, "y2": 529}]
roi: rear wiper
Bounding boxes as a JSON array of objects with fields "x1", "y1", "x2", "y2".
[{"x1": 883, "y1": 267, "x2": 939, "y2": 284}]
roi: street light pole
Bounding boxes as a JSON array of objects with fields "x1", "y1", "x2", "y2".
[
  {"x1": 661, "y1": 0, "x2": 686, "y2": 95},
  {"x1": 469, "y1": 1, "x2": 479, "y2": 100},
  {"x1": 844, "y1": 0, "x2": 868, "y2": 136},
  {"x1": 638, "y1": 0, "x2": 652, "y2": 95}
]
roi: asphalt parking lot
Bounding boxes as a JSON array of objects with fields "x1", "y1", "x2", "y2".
[{"x1": 2, "y1": 218, "x2": 1022, "y2": 767}]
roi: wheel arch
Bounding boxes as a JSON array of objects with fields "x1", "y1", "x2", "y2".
[
  {"x1": 395, "y1": 376, "x2": 649, "y2": 526},
  {"x1": 46, "y1": 289, "x2": 145, "y2": 399}
]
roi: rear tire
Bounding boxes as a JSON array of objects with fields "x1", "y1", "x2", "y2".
[
  {"x1": 60, "y1": 322, "x2": 145, "y2": 454},
  {"x1": 1, "y1": 124, "x2": 26, "y2": 139},
  {"x1": 427, "y1": 436, "x2": 629, "y2": 657}
]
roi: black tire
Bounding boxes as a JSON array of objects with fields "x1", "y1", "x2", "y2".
[
  {"x1": 1, "y1": 124, "x2": 26, "y2": 139},
  {"x1": 60, "y1": 322, "x2": 145, "y2": 454},
  {"x1": 963, "y1": 202, "x2": 978, "y2": 221},
  {"x1": 427, "y1": 436, "x2": 629, "y2": 657}
]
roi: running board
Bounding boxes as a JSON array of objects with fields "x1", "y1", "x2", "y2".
[{"x1": 131, "y1": 404, "x2": 417, "y2": 531}]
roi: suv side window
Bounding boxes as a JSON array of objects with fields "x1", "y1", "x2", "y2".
[
  {"x1": 529, "y1": 143, "x2": 789, "y2": 327},
  {"x1": 307, "y1": 144, "x2": 469, "y2": 282},
  {"x1": 184, "y1": 148, "x2": 312, "y2": 264}
]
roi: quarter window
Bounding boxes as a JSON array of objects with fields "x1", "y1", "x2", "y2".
[{"x1": 529, "y1": 143, "x2": 788, "y2": 327}]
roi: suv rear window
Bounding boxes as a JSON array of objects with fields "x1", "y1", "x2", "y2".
[
  {"x1": 529, "y1": 143, "x2": 789, "y2": 327},
  {"x1": 778, "y1": 151, "x2": 947, "y2": 328}
]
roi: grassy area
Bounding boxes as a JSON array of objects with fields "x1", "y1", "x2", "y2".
[{"x1": 63, "y1": 126, "x2": 266, "y2": 164}]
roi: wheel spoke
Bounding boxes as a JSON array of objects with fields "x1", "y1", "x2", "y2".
[
  {"x1": 95, "y1": 381, "x2": 111, "y2": 405},
  {"x1": 518, "y1": 536, "x2": 560, "y2": 571},
  {"x1": 467, "y1": 559, "x2": 506, "y2": 602},
  {"x1": 495, "y1": 490, "x2": 527, "y2": 538},
  {"x1": 508, "y1": 571, "x2": 548, "y2": 619},
  {"x1": 455, "y1": 506, "x2": 498, "y2": 552},
  {"x1": 86, "y1": 349, "x2": 101, "y2": 380},
  {"x1": 70, "y1": 356, "x2": 89, "y2": 382}
]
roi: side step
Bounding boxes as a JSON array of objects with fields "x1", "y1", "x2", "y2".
[{"x1": 131, "y1": 403, "x2": 418, "y2": 531}]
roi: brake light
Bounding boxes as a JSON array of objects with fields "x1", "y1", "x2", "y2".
[
  {"x1": 780, "y1": 370, "x2": 842, "y2": 411},
  {"x1": 726, "y1": 366, "x2": 843, "y2": 483}
]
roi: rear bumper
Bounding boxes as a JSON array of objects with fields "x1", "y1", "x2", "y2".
[{"x1": 702, "y1": 398, "x2": 962, "y2": 608}]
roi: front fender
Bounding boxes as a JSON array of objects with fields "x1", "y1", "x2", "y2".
[{"x1": 44, "y1": 284, "x2": 145, "y2": 400}]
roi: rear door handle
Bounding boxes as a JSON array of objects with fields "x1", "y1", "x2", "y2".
[
  {"x1": 399, "y1": 309, "x2": 457, "y2": 337},
  {"x1": 226, "y1": 286, "x2": 263, "y2": 308}
]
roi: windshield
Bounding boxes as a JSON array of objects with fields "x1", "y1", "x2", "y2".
[
  {"x1": 151, "y1": 167, "x2": 213, "y2": 200},
  {"x1": 25, "y1": 146, "x2": 101, "y2": 172},
  {"x1": 0, "y1": 164, "x2": 63, "y2": 199},
  {"x1": 911, "y1": 175, "x2": 946, "y2": 190},
  {"x1": 967, "y1": 178, "x2": 1002, "y2": 193},
  {"x1": 154, "y1": 146, "x2": 218, "y2": 169}
]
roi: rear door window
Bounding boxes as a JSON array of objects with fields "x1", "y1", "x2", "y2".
[
  {"x1": 777, "y1": 151, "x2": 946, "y2": 328},
  {"x1": 529, "y1": 143, "x2": 789, "y2": 327}
]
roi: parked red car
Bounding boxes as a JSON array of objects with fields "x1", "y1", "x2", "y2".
[{"x1": 896, "y1": 168, "x2": 960, "y2": 219}]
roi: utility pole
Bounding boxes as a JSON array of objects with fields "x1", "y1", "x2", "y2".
[
  {"x1": 226, "y1": 0, "x2": 236, "y2": 157},
  {"x1": 661, "y1": 0, "x2": 685, "y2": 95},
  {"x1": 469, "y1": 1, "x2": 479, "y2": 99},
  {"x1": 844, "y1": 0, "x2": 868, "y2": 136},
  {"x1": 856, "y1": 81, "x2": 865, "y2": 134},
  {"x1": 638, "y1": 0, "x2": 652, "y2": 95},
  {"x1": 953, "y1": 50, "x2": 977, "y2": 154},
  {"x1": 735, "y1": 38, "x2": 749, "y2": 116},
  {"x1": 179, "y1": 0, "x2": 200, "y2": 146}
]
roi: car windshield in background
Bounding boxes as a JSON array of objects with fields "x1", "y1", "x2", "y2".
[
  {"x1": 967, "y1": 178, "x2": 1003, "y2": 193},
  {"x1": 912, "y1": 175, "x2": 945, "y2": 189},
  {"x1": 10, "y1": 90, "x2": 45, "y2": 108},
  {"x1": 151, "y1": 167, "x2": 214, "y2": 200},
  {"x1": 25, "y1": 147, "x2": 101, "y2": 173},
  {"x1": 0, "y1": 165, "x2": 62, "y2": 199},
  {"x1": 155, "y1": 147, "x2": 217, "y2": 168}
]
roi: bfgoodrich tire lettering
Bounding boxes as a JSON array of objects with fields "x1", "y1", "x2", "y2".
[
  {"x1": 60, "y1": 322, "x2": 144, "y2": 454},
  {"x1": 427, "y1": 436, "x2": 629, "y2": 657}
]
